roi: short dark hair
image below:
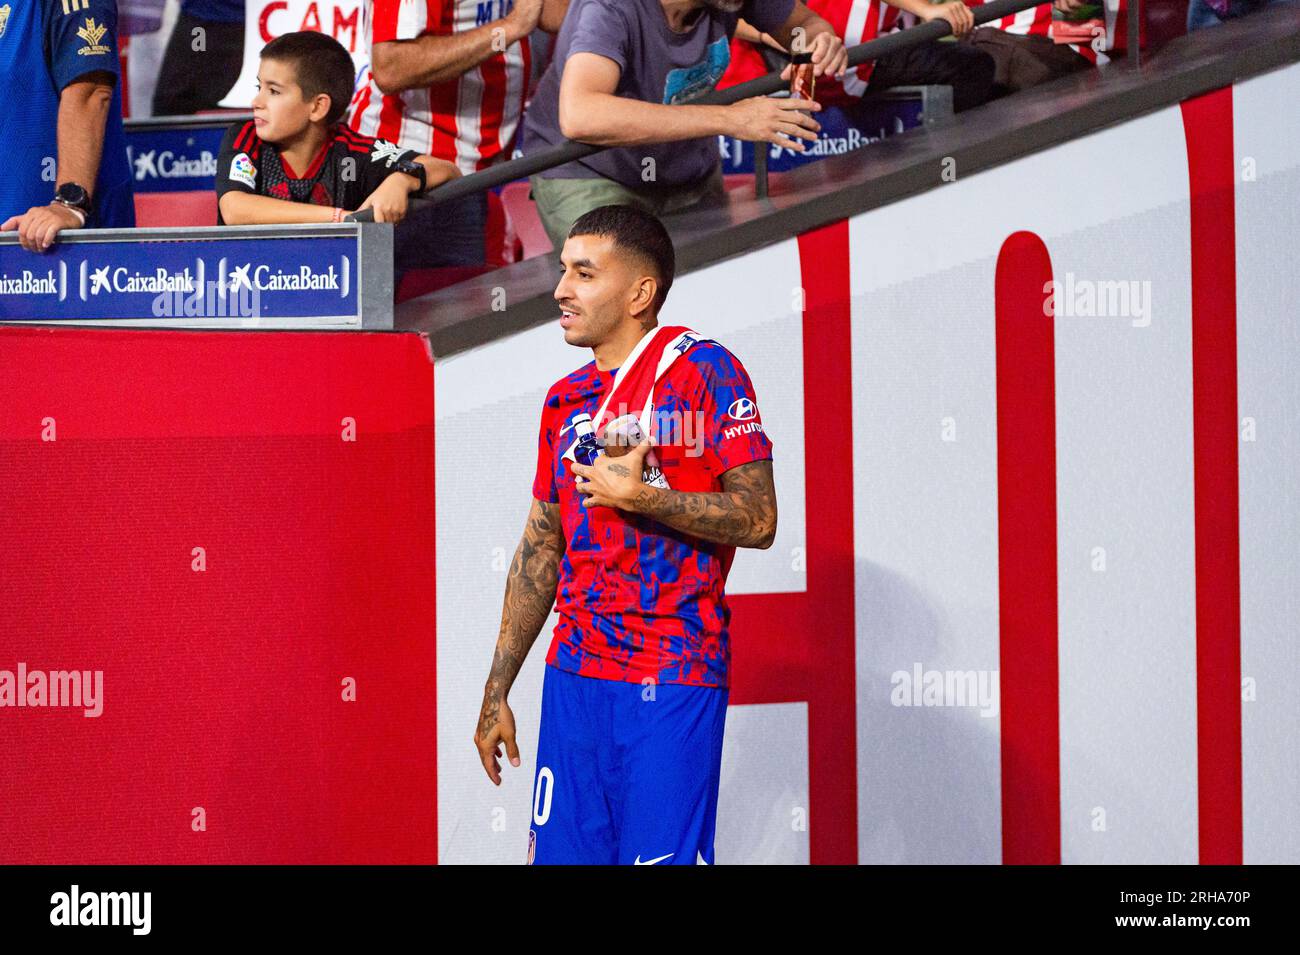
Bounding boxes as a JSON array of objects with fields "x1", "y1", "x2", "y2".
[
  {"x1": 260, "y1": 31, "x2": 356, "y2": 126},
  {"x1": 568, "y1": 204, "x2": 676, "y2": 315}
]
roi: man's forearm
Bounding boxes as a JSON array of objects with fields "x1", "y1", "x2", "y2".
[
  {"x1": 483, "y1": 504, "x2": 564, "y2": 709},
  {"x1": 414, "y1": 156, "x2": 461, "y2": 190},
  {"x1": 56, "y1": 77, "x2": 114, "y2": 198},
  {"x1": 627, "y1": 486, "x2": 775, "y2": 548},
  {"x1": 372, "y1": 21, "x2": 524, "y2": 92},
  {"x1": 561, "y1": 93, "x2": 733, "y2": 147},
  {"x1": 623, "y1": 461, "x2": 777, "y2": 549},
  {"x1": 736, "y1": 18, "x2": 788, "y2": 51}
]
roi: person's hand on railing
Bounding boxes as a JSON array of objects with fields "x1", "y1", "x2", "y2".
[
  {"x1": 778, "y1": 29, "x2": 850, "y2": 80},
  {"x1": 919, "y1": 1, "x2": 978, "y2": 40},
  {"x1": 726, "y1": 95, "x2": 823, "y2": 153},
  {"x1": 1053, "y1": 0, "x2": 1090, "y2": 12},
  {"x1": 355, "y1": 174, "x2": 414, "y2": 224}
]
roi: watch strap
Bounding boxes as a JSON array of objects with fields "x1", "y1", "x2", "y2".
[{"x1": 397, "y1": 160, "x2": 426, "y2": 194}]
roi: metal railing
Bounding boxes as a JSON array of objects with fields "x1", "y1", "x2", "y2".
[{"x1": 352, "y1": 0, "x2": 1134, "y2": 222}]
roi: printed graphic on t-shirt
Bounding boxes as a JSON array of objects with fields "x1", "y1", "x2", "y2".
[{"x1": 663, "y1": 34, "x2": 731, "y2": 104}]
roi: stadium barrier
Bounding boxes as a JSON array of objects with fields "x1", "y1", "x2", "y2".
[{"x1": 0, "y1": 222, "x2": 393, "y2": 329}]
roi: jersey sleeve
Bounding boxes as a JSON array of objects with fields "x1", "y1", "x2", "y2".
[
  {"x1": 358, "y1": 137, "x2": 422, "y2": 198},
  {"x1": 47, "y1": 0, "x2": 121, "y2": 92},
  {"x1": 532, "y1": 397, "x2": 559, "y2": 504},
  {"x1": 215, "y1": 122, "x2": 261, "y2": 200},
  {"x1": 371, "y1": 0, "x2": 435, "y2": 44},
  {"x1": 566, "y1": 0, "x2": 632, "y2": 73},
  {"x1": 695, "y1": 345, "x2": 774, "y2": 475}
]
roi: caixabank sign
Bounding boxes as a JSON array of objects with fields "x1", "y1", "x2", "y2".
[{"x1": 0, "y1": 234, "x2": 361, "y2": 327}]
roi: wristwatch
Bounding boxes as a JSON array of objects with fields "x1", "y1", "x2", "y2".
[
  {"x1": 53, "y1": 182, "x2": 93, "y2": 216},
  {"x1": 392, "y1": 159, "x2": 426, "y2": 194}
]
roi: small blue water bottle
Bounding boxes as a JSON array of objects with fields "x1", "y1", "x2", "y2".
[{"x1": 571, "y1": 413, "x2": 601, "y2": 466}]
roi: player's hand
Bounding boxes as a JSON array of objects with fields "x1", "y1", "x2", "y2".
[
  {"x1": 1, "y1": 203, "x2": 84, "y2": 253},
  {"x1": 357, "y1": 177, "x2": 411, "y2": 223},
  {"x1": 778, "y1": 29, "x2": 849, "y2": 81},
  {"x1": 474, "y1": 690, "x2": 520, "y2": 786},
  {"x1": 921, "y1": 2, "x2": 976, "y2": 40},
  {"x1": 726, "y1": 95, "x2": 821, "y2": 153},
  {"x1": 570, "y1": 441, "x2": 651, "y2": 509}
]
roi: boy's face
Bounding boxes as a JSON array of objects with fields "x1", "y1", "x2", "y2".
[{"x1": 251, "y1": 58, "x2": 329, "y2": 142}]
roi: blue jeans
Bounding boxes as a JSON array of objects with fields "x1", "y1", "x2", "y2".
[{"x1": 1188, "y1": 0, "x2": 1289, "y2": 31}]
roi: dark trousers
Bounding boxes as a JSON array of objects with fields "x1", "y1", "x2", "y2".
[
  {"x1": 867, "y1": 39, "x2": 997, "y2": 113},
  {"x1": 152, "y1": 13, "x2": 245, "y2": 116},
  {"x1": 392, "y1": 190, "x2": 489, "y2": 274}
]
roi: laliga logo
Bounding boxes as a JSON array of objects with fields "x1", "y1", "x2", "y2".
[{"x1": 728, "y1": 397, "x2": 757, "y2": 421}]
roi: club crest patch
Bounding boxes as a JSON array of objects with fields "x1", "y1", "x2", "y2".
[{"x1": 76, "y1": 17, "x2": 111, "y2": 56}]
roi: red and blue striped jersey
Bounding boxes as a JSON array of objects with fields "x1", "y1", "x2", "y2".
[{"x1": 532, "y1": 339, "x2": 773, "y2": 688}]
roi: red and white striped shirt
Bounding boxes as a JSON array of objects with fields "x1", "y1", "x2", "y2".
[
  {"x1": 348, "y1": 0, "x2": 535, "y2": 175},
  {"x1": 811, "y1": 0, "x2": 905, "y2": 93}
]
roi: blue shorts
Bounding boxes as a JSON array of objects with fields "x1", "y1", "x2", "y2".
[{"x1": 528, "y1": 664, "x2": 729, "y2": 865}]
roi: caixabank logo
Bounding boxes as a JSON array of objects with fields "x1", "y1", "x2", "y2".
[
  {"x1": 64, "y1": 256, "x2": 352, "y2": 301},
  {"x1": 128, "y1": 145, "x2": 220, "y2": 183},
  {"x1": 0, "y1": 266, "x2": 62, "y2": 297},
  {"x1": 79, "y1": 260, "x2": 198, "y2": 299},
  {"x1": 218, "y1": 258, "x2": 351, "y2": 294},
  {"x1": 0, "y1": 252, "x2": 354, "y2": 321}
]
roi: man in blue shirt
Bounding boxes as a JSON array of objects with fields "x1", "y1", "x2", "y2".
[{"x1": 1, "y1": 0, "x2": 135, "y2": 251}]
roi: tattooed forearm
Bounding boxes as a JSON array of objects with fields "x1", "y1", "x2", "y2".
[
  {"x1": 479, "y1": 499, "x2": 565, "y2": 733},
  {"x1": 627, "y1": 459, "x2": 777, "y2": 549}
]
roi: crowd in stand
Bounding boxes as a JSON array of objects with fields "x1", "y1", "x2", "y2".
[{"x1": 2, "y1": 0, "x2": 1293, "y2": 269}]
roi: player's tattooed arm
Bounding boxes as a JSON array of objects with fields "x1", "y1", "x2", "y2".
[
  {"x1": 629, "y1": 459, "x2": 778, "y2": 550},
  {"x1": 484, "y1": 497, "x2": 564, "y2": 704},
  {"x1": 475, "y1": 498, "x2": 565, "y2": 782}
]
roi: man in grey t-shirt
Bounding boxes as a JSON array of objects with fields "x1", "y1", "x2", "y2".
[{"x1": 521, "y1": 0, "x2": 847, "y2": 250}]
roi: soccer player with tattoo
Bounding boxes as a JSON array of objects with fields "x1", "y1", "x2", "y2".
[{"x1": 473, "y1": 203, "x2": 777, "y2": 865}]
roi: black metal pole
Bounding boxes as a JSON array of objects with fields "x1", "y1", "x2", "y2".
[{"x1": 1130, "y1": 0, "x2": 1142, "y2": 68}]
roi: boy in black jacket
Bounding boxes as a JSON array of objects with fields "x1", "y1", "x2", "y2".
[{"x1": 216, "y1": 31, "x2": 459, "y2": 226}]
